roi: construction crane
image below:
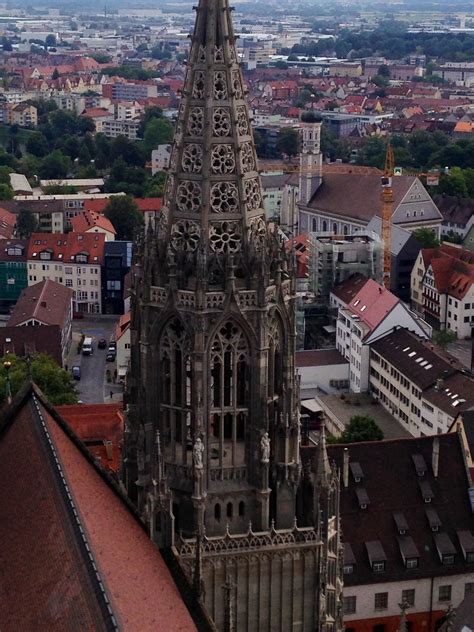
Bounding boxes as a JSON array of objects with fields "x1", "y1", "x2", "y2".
[{"x1": 381, "y1": 143, "x2": 394, "y2": 290}]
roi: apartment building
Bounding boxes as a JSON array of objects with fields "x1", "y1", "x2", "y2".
[
  {"x1": 326, "y1": 433, "x2": 474, "y2": 631},
  {"x1": 369, "y1": 328, "x2": 474, "y2": 436},
  {"x1": 411, "y1": 244, "x2": 474, "y2": 338},
  {"x1": 0, "y1": 239, "x2": 28, "y2": 312},
  {"x1": 0, "y1": 102, "x2": 38, "y2": 127},
  {"x1": 102, "y1": 81, "x2": 158, "y2": 101},
  {"x1": 27, "y1": 233, "x2": 105, "y2": 314},
  {"x1": 70, "y1": 209, "x2": 116, "y2": 241},
  {"x1": 333, "y1": 277, "x2": 430, "y2": 392},
  {"x1": 101, "y1": 119, "x2": 140, "y2": 140}
]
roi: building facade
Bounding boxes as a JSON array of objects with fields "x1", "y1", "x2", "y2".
[
  {"x1": 0, "y1": 239, "x2": 28, "y2": 312},
  {"x1": 121, "y1": 1, "x2": 343, "y2": 630}
]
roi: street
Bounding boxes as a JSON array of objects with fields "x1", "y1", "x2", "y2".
[
  {"x1": 447, "y1": 339, "x2": 473, "y2": 372},
  {"x1": 67, "y1": 316, "x2": 123, "y2": 404}
]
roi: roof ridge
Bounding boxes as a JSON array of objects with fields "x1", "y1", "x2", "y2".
[{"x1": 30, "y1": 394, "x2": 119, "y2": 630}]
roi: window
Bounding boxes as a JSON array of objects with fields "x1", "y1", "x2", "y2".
[
  {"x1": 214, "y1": 504, "x2": 221, "y2": 521},
  {"x1": 438, "y1": 585, "x2": 451, "y2": 602},
  {"x1": 374, "y1": 592, "x2": 388, "y2": 610},
  {"x1": 226, "y1": 502, "x2": 233, "y2": 519},
  {"x1": 373, "y1": 561, "x2": 386, "y2": 573},
  {"x1": 343, "y1": 564, "x2": 354, "y2": 574},
  {"x1": 343, "y1": 596, "x2": 356, "y2": 615},
  {"x1": 65, "y1": 279, "x2": 73, "y2": 287},
  {"x1": 402, "y1": 589, "x2": 415, "y2": 606},
  {"x1": 238, "y1": 501, "x2": 245, "y2": 517},
  {"x1": 373, "y1": 626, "x2": 385, "y2": 632},
  {"x1": 442, "y1": 554, "x2": 455, "y2": 566},
  {"x1": 465, "y1": 582, "x2": 474, "y2": 597},
  {"x1": 406, "y1": 558, "x2": 418, "y2": 569}
]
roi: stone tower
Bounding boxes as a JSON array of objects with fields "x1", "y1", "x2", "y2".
[
  {"x1": 298, "y1": 116, "x2": 323, "y2": 206},
  {"x1": 122, "y1": 0, "x2": 343, "y2": 628}
]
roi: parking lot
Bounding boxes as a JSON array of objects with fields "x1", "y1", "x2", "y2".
[{"x1": 67, "y1": 316, "x2": 123, "y2": 404}]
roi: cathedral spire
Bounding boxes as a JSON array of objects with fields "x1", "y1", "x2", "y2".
[{"x1": 159, "y1": 0, "x2": 267, "y2": 258}]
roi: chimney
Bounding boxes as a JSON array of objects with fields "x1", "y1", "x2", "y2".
[
  {"x1": 435, "y1": 377, "x2": 443, "y2": 391},
  {"x1": 432, "y1": 437, "x2": 440, "y2": 478},
  {"x1": 104, "y1": 440, "x2": 113, "y2": 461},
  {"x1": 343, "y1": 448, "x2": 349, "y2": 488}
]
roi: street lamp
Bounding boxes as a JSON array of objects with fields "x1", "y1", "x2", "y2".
[{"x1": 3, "y1": 359, "x2": 12, "y2": 404}]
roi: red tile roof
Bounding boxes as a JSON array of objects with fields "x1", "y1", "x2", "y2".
[
  {"x1": 70, "y1": 209, "x2": 116, "y2": 235},
  {"x1": 115, "y1": 311, "x2": 131, "y2": 342},
  {"x1": 0, "y1": 207, "x2": 16, "y2": 239},
  {"x1": 8, "y1": 279, "x2": 72, "y2": 328},
  {"x1": 27, "y1": 232, "x2": 106, "y2": 265},
  {"x1": 0, "y1": 387, "x2": 198, "y2": 631},
  {"x1": 347, "y1": 278, "x2": 398, "y2": 331},
  {"x1": 330, "y1": 273, "x2": 368, "y2": 304},
  {"x1": 425, "y1": 245, "x2": 474, "y2": 299}
]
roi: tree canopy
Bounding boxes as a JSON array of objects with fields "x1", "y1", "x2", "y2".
[
  {"x1": 338, "y1": 414, "x2": 384, "y2": 443},
  {"x1": 412, "y1": 228, "x2": 440, "y2": 249},
  {"x1": 276, "y1": 128, "x2": 300, "y2": 157},
  {"x1": 104, "y1": 195, "x2": 143, "y2": 240},
  {"x1": 16, "y1": 208, "x2": 38, "y2": 238},
  {"x1": 0, "y1": 354, "x2": 78, "y2": 406}
]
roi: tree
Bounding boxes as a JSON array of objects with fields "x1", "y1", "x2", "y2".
[
  {"x1": 378, "y1": 64, "x2": 390, "y2": 77},
  {"x1": 0, "y1": 184, "x2": 13, "y2": 200},
  {"x1": 52, "y1": 68, "x2": 59, "y2": 80},
  {"x1": 276, "y1": 128, "x2": 300, "y2": 157},
  {"x1": 433, "y1": 329, "x2": 457, "y2": 350},
  {"x1": 412, "y1": 228, "x2": 440, "y2": 248},
  {"x1": 0, "y1": 353, "x2": 78, "y2": 406},
  {"x1": 16, "y1": 208, "x2": 38, "y2": 237},
  {"x1": 143, "y1": 118, "x2": 174, "y2": 155},
  {"x1": 338, "y1": 415, "x2": 384, "y2": 443},
  {"x1": 26, "y1": 131, "x2": 49, "y2": 158},
  {"x1": 45, "y1": 34, "x2": 56, "y2": 47},
  {"x1": 38, "y1": 150, "x2": 70, "y2": 179},
  {"x1": 104, "y1": 195, "x2": 143, "y2": 240}
]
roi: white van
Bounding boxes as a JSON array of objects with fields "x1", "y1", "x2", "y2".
[{"x1": 82, "y1": 337, "x2": 93, "y2": 356}]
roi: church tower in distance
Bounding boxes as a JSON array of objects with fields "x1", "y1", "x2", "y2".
[{"x1": 122, "y1": 0, "x2": 343, "y2": 628}]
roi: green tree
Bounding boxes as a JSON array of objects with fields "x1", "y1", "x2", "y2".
[
  {"x1": 143, "y1": 118, "x2": 174, "y2": 155},
  {"x1": 433, "y1": 329, "x2": 457, "y2": 350},
  {"x1": 412, "y1": 228, "x2": 440, "y2": 248},
  {"x1": 26, "y1": 131, "x2": 49, "y2": 158},
  {"x1": 104, "y1": 195, "x2": 143, "y2": 240},
  {"x1": 45, "y1": 34, "x2": 56, "y2": 47},
  {"x1": 78, "y1": 143, "x2": 92, "y2": 166},
  {"x1": 16, "y1": 208, "x2": 38, "y2": 237},
  {"x1": 0, "y1": 353, "x2": 78, "y2": 406},
  {"x1": 378, "y1": 64, "x2": 391, "y2": 77},
  {"x1": 51, "y1": 68, "x2": 59, "y2": 80},
  {"x1": 276, "y1": 128, "x2": 300, "y2": 157},
  {"x1": 38, "y1": 150, "x2": 70, "y2": 179},
  {"x1": 437, "y1": 167, "x2": 469, "y2": 198},
  {"x1": 338, "y1": 415, "x2": 384, "y2": 443},
  {"x1": 0, "y1": 184, "x2": 13, "y2": 200}
]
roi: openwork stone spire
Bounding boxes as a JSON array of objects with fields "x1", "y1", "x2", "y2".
[{"x1": 160, "y1": 0, "x2": 267, "y2": 256}]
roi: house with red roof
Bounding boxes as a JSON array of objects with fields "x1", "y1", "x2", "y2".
[
  {"x1": 27, "y1": 232, "x2": 105, "y2": 314},
  {"x1": 411, "y1": 244, "x2": 474, "y2": 338},
  {"x1": 0, "y1": 207, "x2": 16, "y2": 239},
  {"x1": 0, "y1": 384, "x2": 206, "y2": 630},
  {"x1": 333, "y1": 277, "x2": 430, "y2": 392},
  {"x1": 70, "y1": 209, "x2": 116, "y2": 241}
]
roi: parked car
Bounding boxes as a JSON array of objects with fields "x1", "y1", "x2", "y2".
[
  {"x1": 72, "y1": 366, "x2": 81, "y2": 380},
  {"x1": 82, "y1": 337, "x2": 93, "y2": 356},
  {"x1": 108, "y1": 340, "x2": 117, "y2": 350},
  {"x1": 98, "y1": 338, "x2": 107, "y2": 349},
  {"x1": 106, "y1": 351, "x2": 116, "y2": 362}
]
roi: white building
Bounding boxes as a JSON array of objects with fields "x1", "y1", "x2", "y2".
[
  {"x1": 333, "y1": 277, "x2": 430, "y2": 392},
  {"x1": 151, "y1": 144, "x2": 171, "y2": 175}
]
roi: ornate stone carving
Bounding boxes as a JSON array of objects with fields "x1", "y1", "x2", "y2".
[
  {"x1": 182, "y1": 143, "x2": 203, "y2": 173},
  {"x1": 213, "y1": 107, "x2": 231, "y2": 137},
  {"x1": 164, "y1": 175, "x2": 174, "y2": 204},
  {"x1": 169, "y1": 148, "x2": 179, "y2": 171},
  {"x1": 211, "y1": 144, "x2": 235, "y2": 174},
  {"x1": 244, "y1": 177, "x2": 262, "y2": 211},
  {"x1": 193, "y1": 71, "x2": 206, "y2": 99},
  {"x1": 231, "y1": 69, "x2": 243, "y2": 99},
  {"x1": 261, "y1": 432, "x2": 270, "y2": 463},
  {"x1": 193, "y1": 436, "x2": 204, "y2": 468},
  {"x1": 214, "y1": 45, "x2": 224, "y2": 63},
  {"x1": 171, "y1": 219, "x2": 201, "y2": 252},
  {"x1": 209, "y1": 221, "x2": 241, "y2": 254},
  {"x1": 210, "y1": 182, "x2": 239, "y2": 214},
  {"x1": 187, "y1": 107, "x2": 204, "y2": 136},
  {"x1": 236, "y1": 106, "x2": 249, "y2": 136},
  {"x1": 214, "y1": 71, "x2": 228, "y2": 100},
  {"x1": 206, "y1": 292, "x2": 226, "y2": 309},
  {"x1": 249, "y1": 216, "x2": 267, "y2": 248},
  {"x1": 198, "y1": 44, "x2": 206, "y2": 64},
  {"x1": 177, "y1": 180, "x2": 201, "y2": 213},
  {"x1": 240, "y1": 142, "x2": 255, "y2": 173}
]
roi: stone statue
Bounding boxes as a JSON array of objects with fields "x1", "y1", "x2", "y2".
[
  {"x1": 261, "y1": 432, "x2": 270, "y2": 463},
  {"x1": 193, "y1": 436, "x2": 204, "y2": 469}
]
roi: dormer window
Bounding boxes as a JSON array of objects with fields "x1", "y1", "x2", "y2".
[
  {"x1": 366, "y1": 540, "x2": 387, "y2": 573},
  {"x1": 39, "y1": 250, "x2": 52, "y2": 260},
  {"x1": 434, "y1": 533, "x2": 456, "y2": 565},
  {"x1": 344, "y1": 543, "x2": 356, "y2": 575},
  {"x1": 457, "y1": 530, "x2": 474, "y2": 563},
  {"x1": 356, "y1": 487, "x2": 370, "y2": 509},
  {"x1": 350, "y1": 462, "x2": 364, "y2": 483},
  {"x1": 7, "y1": 246, "x2": 23, "y2": 256},
  {"x1": 76, "y1": 253, "x2": 88, "y2": 264},
  {"x1": 373, "y1": 561, "x2": 385, "y2": 573}
]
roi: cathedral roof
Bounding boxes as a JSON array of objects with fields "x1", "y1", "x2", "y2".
[
  {"x1": 160, "y1": 0, "x2": 267, "y2": 256},
  {"x1": 0, "y1": 384, "x2": 197, "y2": 631}
]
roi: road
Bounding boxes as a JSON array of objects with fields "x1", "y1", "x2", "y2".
[
  {"x1": 447, "y1": 339, "x2": 472, "y2": 372},
  {"x1": 67, "y1": 317, "x2": 123, "y2": 404}
]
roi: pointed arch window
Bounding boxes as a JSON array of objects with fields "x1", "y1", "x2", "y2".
[
  {"x1": 209, "y1": 321, "x2": 249, "y2": 470},
  {"x1": 160, "y1": 318, "x2": 192, "y2": 465}
]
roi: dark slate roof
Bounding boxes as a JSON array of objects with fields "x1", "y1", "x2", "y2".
[
  {"x1": 325, "y1": 432, "x2": 474, "y2": 587},
  {"x1": 434, "y1": 194, "x2": 474, "y2": 228},
  {"x1": 295, "y1": 348, "x2": 348, "y2": 368},
  {"x1": 0, "y1": 325, "x2": 62, "y2": 365},
  {"x1": 370, "y1": 328, "x2": 460, "y2": 391},
  {"x1": 330, "y1": 273, "x2": 368, "y2": 304}
]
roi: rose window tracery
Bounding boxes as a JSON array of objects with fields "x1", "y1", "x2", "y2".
[
  {"x1": 171, "y1": 219, "x2": 201, "y2": 252},
  {"x1": 187, "y1": 107, "x2": 204, "y2": 136},
  {"x1": 176, "y1": 181, "x2": 201, "y2": 213},
  {"x1": 210, "y1": 182, "x2": 239, "y2": 214},
  {"x1": 240, "y1": 142, "x2": 255, "y2": 173},
  {"x1": 236, "y1": 106, "x2": 249, "y2": 136},
  {"x1": 209, "y1": 221, "x2": 241, "y2": 254},
  {"x1": 213, "y1": 107, "x2": 231, "y2": 137},
  {"x1": 193, "y1": 71, "x2": 206, "y2": 99},
  {"x1": 231, "y1": 70, "x2": 243, "y2": 99},
  {"x1": 244, "y1": 178, "x2": 262, "y2": 211},
  {"x1": 211, "y1": 144, "x2": 235, "y2": 174},
  {"x1": 182, "y1": 144, "x2": 203, "y2": 173},
  {"x1": 214, "y1": 71, "x2": 228, "y2": 100}
]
